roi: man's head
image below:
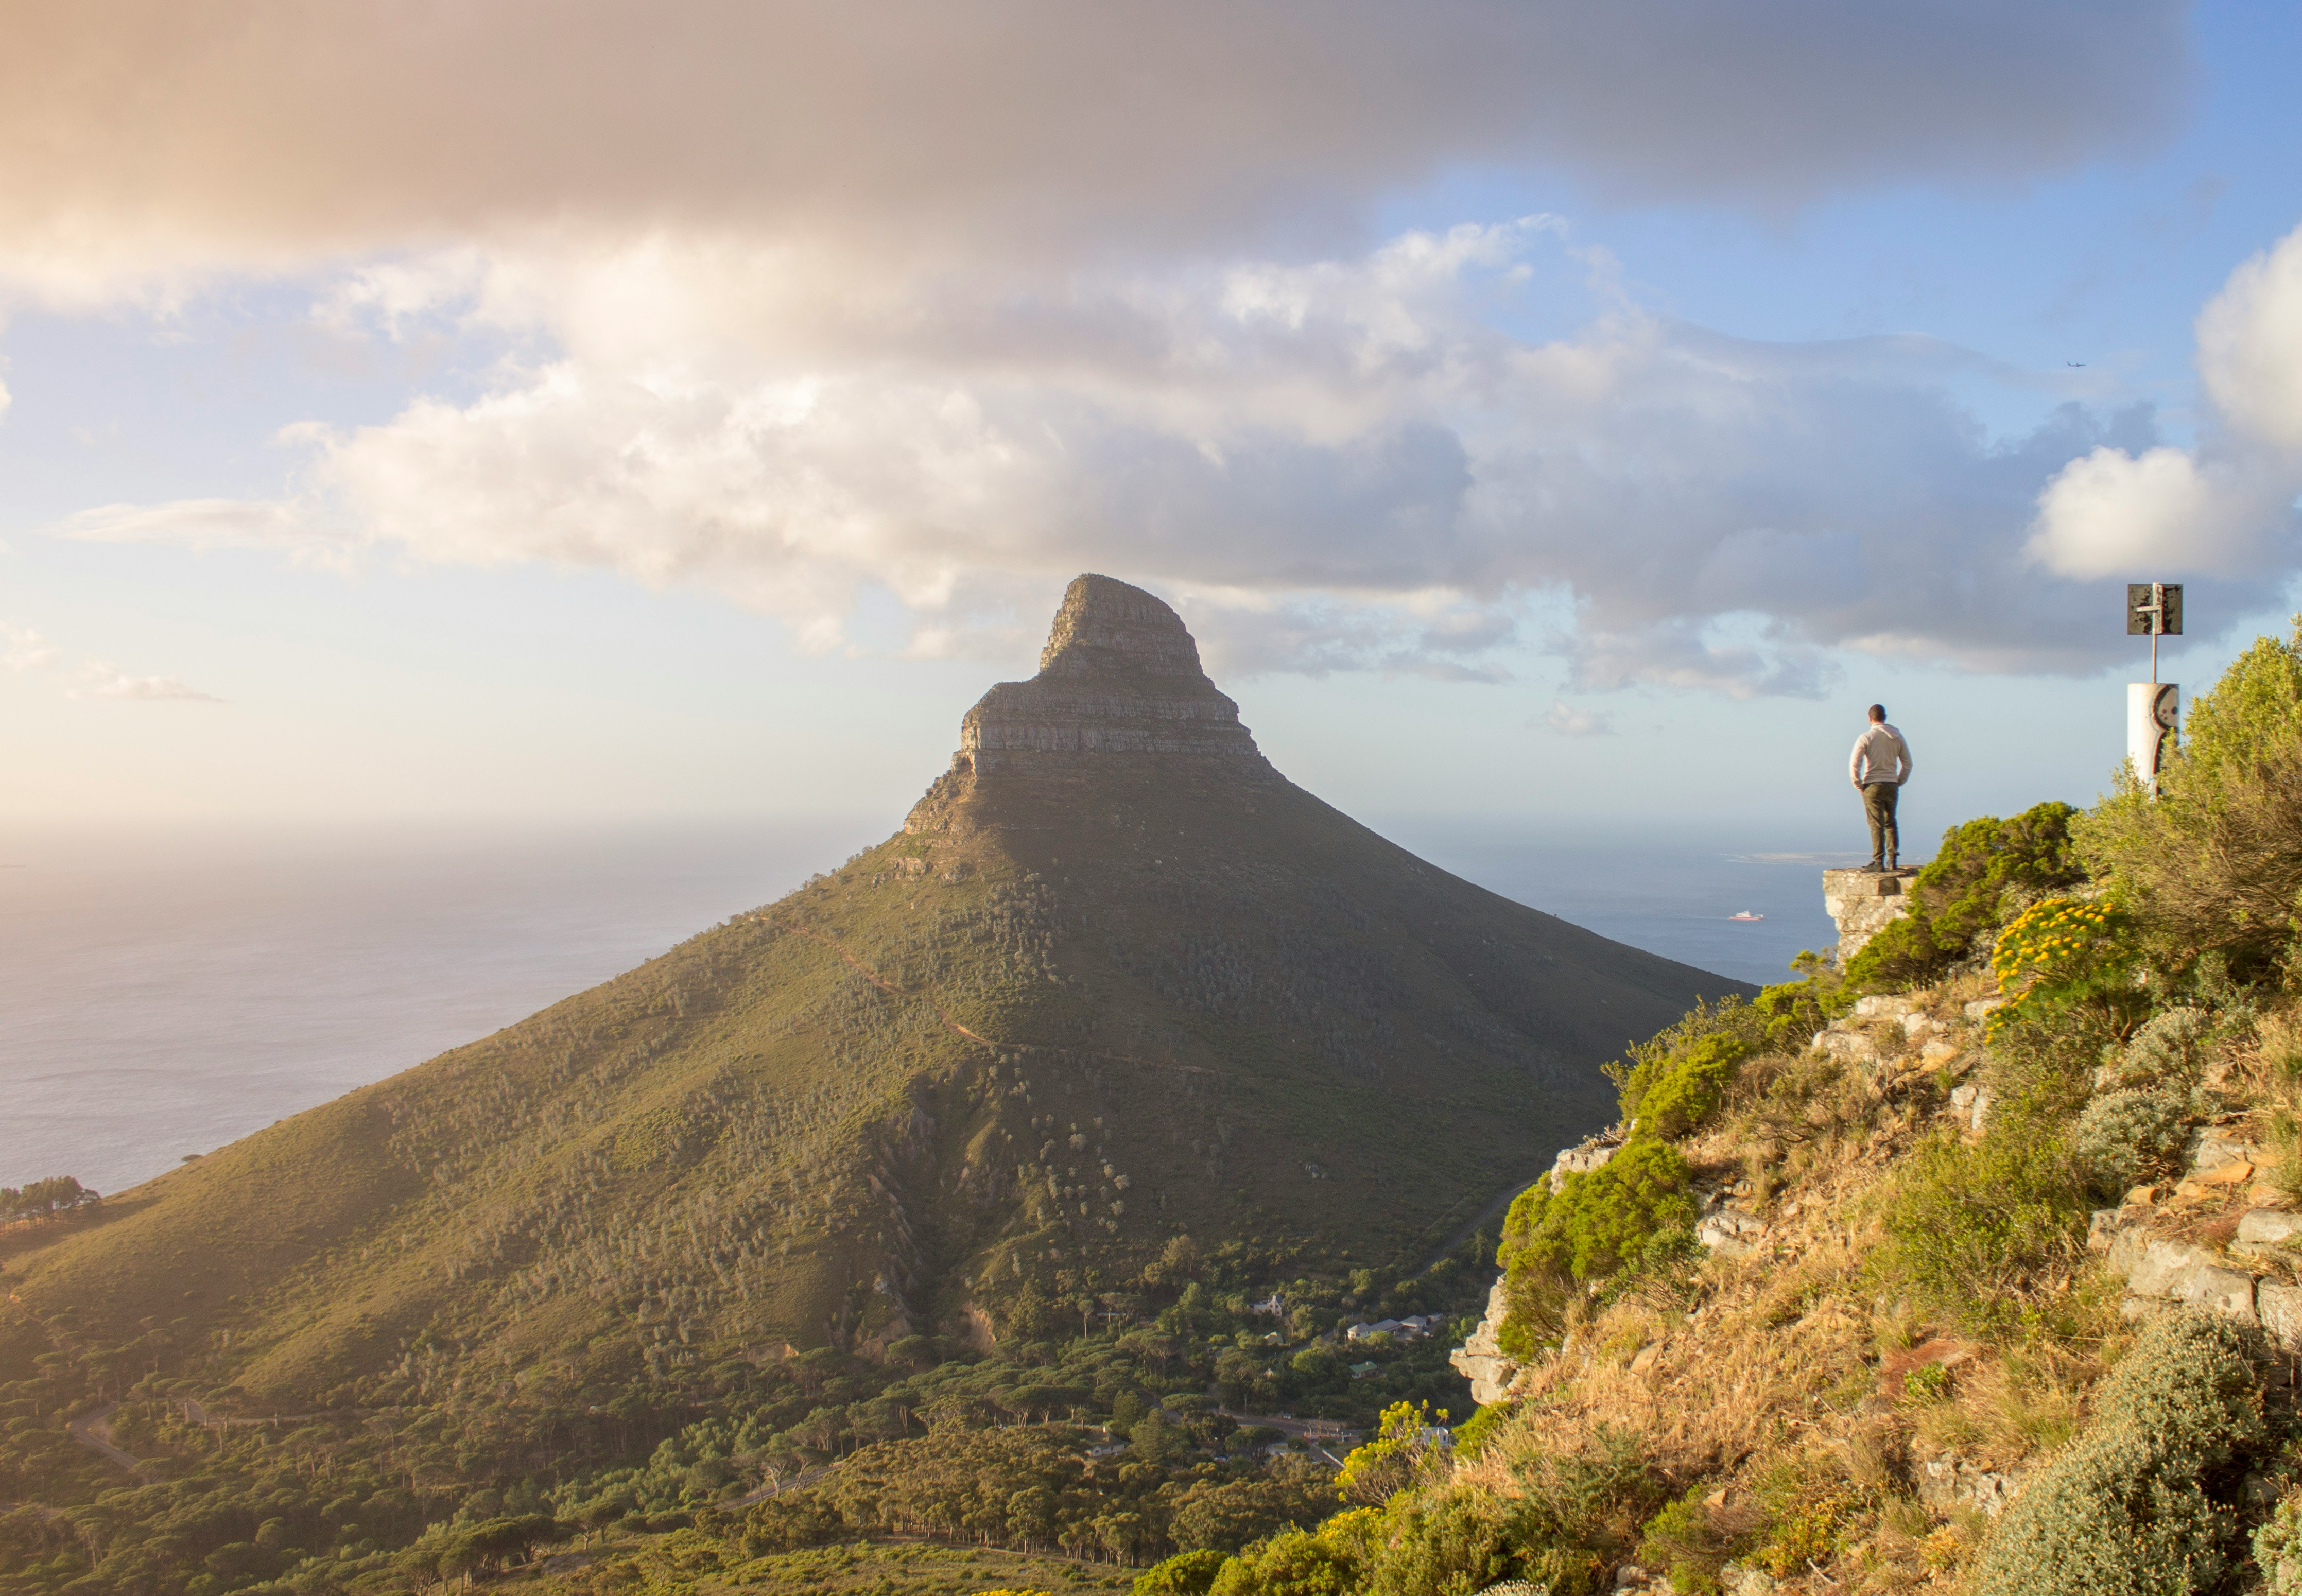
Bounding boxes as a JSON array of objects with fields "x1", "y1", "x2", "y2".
[{"x1": 1868, "y1": 704, "x2": 1887, "y2": 723}]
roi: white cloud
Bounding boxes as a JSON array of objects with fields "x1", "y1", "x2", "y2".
[
  {"x1": 2199, "y1": 225, "x2": 2302, "y2": 451},
  {"x1": 59, "y1": 220, "x2": 2197, "y2": 693},
  {"x1": 1542, "y1": 700, "x2": 1613, "y2": 736},
  {"x1": 3, "y1": 621, "x2": 219, "y2": 701},
  {"x1": 61, "y1": 497, "x2": 337, "y2": 553},
  {"x1": 76, "y1": 665, "x2": 223, "y2": 702},
  {"x1": 2029, "y1": 222, "x2": 2302, "y2": 582},
  {"x1": 2, "y1": 623, "x2": 59, "y2": 671}
]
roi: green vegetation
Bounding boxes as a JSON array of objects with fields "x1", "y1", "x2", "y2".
[
  {"x1": 2080, "y1": 622, "x2": 2302, "y2": 980},
  {"x1": 1874, "y1": 1118, "x2": 2088, "y2": 1332},
  {"x1": 1494, "y1": 1142, "x2": 1695, "y2": 1360},
  {"x1": 1840, "y1": 800, "x2": 2085, "y2": 995},
  {"x1": 1971, "y1": 1309, "x2": 2268, "y2": 1596},
  {"x1": 0, "y1": 1176, "x2": 98, "y2": 1223},
  {"x1": 1175, "y1": 629, "x2": 2302, "y2": 1595}
]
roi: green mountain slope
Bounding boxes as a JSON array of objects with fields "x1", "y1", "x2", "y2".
[{"x1": 3, "y1": 575, "x2": 1738, "y2": 1412}]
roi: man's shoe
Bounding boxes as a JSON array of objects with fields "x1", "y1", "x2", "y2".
[{"x1": 1862, "y1": 860, "x2": 1885, "y2": 873}]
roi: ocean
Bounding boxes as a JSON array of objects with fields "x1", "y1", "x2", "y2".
[{"x1": 0, "y1": 817, "x2": 1864, "y2": 1195}]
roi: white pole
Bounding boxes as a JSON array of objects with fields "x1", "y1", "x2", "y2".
[{"x1": 2128, "y1": 682, "x2": 2179, "y2": 794}]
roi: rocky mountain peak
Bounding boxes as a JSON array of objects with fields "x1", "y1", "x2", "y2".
[{"x1": 950, "y1": 574, "x2": 1268, "y2": 775}]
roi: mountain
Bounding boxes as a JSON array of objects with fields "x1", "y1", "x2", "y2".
[{"x1": 1, "y1": 575, "x2": 1739, "y2": 1410}]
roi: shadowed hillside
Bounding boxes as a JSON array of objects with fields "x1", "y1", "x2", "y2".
[{"x1": 2, "y1": 576, "x2": 1738, "y2": 1417}]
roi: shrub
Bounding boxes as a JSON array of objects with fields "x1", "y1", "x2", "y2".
[
  {"x1": 1618, "y1": 1033, "x2": 1752, "y2": 1138},
  {"x1": 1497, "y1": 1141, "x2": 1697, "y2": 1359},
  {"x1": 2078, "y1": 624, "x2": 2302, "y2": 981},
  {"x1": 1637, "y1": 1486, "x2": 1747, "y2": 1590},
  {"x1": 1971, "y1": 1308, "x2": 2265, "y2": 1596},
  {"x1": 1136, "y1": 1548, "x2": 1230, "y2": 1596},
  {"x1": 1450, "y1": 1402, "x2": 1516, "y2": 1460},
  {"x1": 1842, "y1": 801, "x2": 2086, "y2": 993},
  {"x1": 2070, "y1": 1089, "x2": 2191, "y2": 1194},
  {"x1": 739, "y1": 1494, "x2": 843, "y2": 1555},
  {"x1": 1876, "y1": 1123, "x2": 2087, "y2": 1333},
  {"x1": 2255, "y1": 1493, "x2": 2302, "y2": 1594},
  {"x1": 1206, "y1": 1525, "x2": 1363, "y2": 1596},
  {"x1": 2108, "y1": 1007, "x2": 2214, "y2": 1094},
  {"x1": 1990, "y1": 897, "x2": 2145, "y2": 1038}
]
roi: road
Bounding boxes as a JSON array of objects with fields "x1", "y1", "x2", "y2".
[{"x1": 66, "y1": 1402, "x2": 152, "y2": 1474}]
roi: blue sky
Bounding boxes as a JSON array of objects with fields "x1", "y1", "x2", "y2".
[{"x1": 2, "y1": 0, "x2": 2298, "y2": 845}]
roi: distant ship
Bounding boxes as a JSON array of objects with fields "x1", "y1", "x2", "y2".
[{"x1": 1729, "y1": 911, "x2": 1764, "y2": 921}]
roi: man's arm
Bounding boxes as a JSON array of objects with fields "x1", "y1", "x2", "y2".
[
  {"x1": 1894, "y1": 729, "x2": 1913, "y2": 785},
  {"x1": 1850, "y1": 734, "x2": 1868, "y2": 787}
]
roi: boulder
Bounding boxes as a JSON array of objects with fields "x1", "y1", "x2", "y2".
[
  {"x1": 1948, "y1": 1083, "x2": 1994, "y2": 1132},
  {"x1": 1917, "y1": 1452, "x2": 2023, "y2": 1518},
  {"x1": 1698, "y1": 1211, "x2": 1765, "y2": 1260},
  {"x1": 2259, "y1": 1280, "x2": 2302, "y2": 1352},
  {"x1": 2234, "y1": 1208, "x2": 2302, "y2": 1259}
]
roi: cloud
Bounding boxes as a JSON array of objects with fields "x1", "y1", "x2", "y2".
[
  {"x1": 61, "y1": 219, "x2": 2209, "y2": 694},
  {"x1": 61, "y1": 497, "x2": 338, "y2": 553},
  {"x1": 1542, "y1": 700, "x2": 1613, "y2": 736},
  {"x1": 76, "y1": 665, "x2": 223, "y2": 702},
  {"x1": 2, "y1": 623, "x2": 58, "y2": 671},
  {"x1": 2029, "y1": 223, "x2": 2302, "y2": 581},
  {"x1": 0, "y1": 1, "x2": 2191, "y2": 301},
  {"x1": 3, "y1": 621, "x2": 219, "y2": 700}
]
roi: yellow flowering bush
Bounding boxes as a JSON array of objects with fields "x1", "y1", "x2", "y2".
[{"x1": 1989, "y1": 897, "x2": 2140, "y2": 1034}]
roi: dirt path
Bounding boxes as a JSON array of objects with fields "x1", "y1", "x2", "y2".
[
  {"x1": 773, "y1": 919, "x2": 1214, "y2": 1076},
  {"x1": 66, "y1": 1402, "x2": 151, "y2": 1474}
]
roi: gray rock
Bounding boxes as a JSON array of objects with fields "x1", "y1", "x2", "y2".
[
  {"x1": 2259, "y1": 1281, "x2": 2302, "y2": 1352},
  {"x1": 2175, "y1": 1265, "x2": 2257, "y2": 1325},
  {"x1": 1965, "y1": 997, "x2": 2005, "y2": 1022},
  {"x1": 2235, "y1": 1209, "x2": 2302, "y2": 1256},
  {"x1": 2189, "y1": 1130, "x2": 2259, "y2": 1172},
  {"x1": 1698, "y1": 1211, "x2": 1765, "y2": 1259},
  {"x1": 1449, "y1": 1278, "x2": 1521, "y2": 1407},
  {"x1": 1822, "y1": 869, "x2": 1916, "y2": 964},
  {"x1": 1918, "y1": 1452, "x2": 2023, "y2": 1518},
  {"x1": 1948, "y1": 1082, "x2": 1994, "y2": 1131},
  {"x1": 1853, "y1": 994, "x2": 1919, "y2": 1020},
  {"x1": 1717, "y1": 1562, "x2": 1780, "y2": 1595}
]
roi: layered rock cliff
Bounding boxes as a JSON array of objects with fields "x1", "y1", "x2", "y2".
[{"x1": 952, "y1": 573, "x2": 1270, "y2": 774}]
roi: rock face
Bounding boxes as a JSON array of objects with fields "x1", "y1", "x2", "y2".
[
  {"x1": 954, "y1": 575, "x2": 1271, "y2": 774},
  {"x1": 1821, "y1": 866, "x2": 1918, "y2": 964},
  {"x1": 1449, "y1": 1277, "x2": 1518, "y2": 1406}
]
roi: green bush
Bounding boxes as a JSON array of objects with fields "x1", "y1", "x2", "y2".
[
  {"x1": 2254, "y1": 1493, "x2": 2302, "y2": 1594},
  {"x1": 2070, "y1": 1089, "x2": 2191, "y2": 1194},
  {"x1": 1496, "y1": 1142, "x2": 1697, "y2": 1359},
  {"x1": 1876, "y1": 1121, "x2": 2086, "y2": 1333},
  {"x1": 1971, "y1": 1308, "x2": 2265, "y2": 1596},
  {"x1": 1450, "y1": 1402, "x2": 1517, "y2": 1459},
  {"x1": 1636, "y1": 1485, "x2": 1743, "y2": 1590},
  {"x1": 1842, "y1": 801, "x2": 2086, "y2": 994},
  {"x1": 2110, "y1": 1007, "x2": 2214, "y2": 1092},
  {"x1": 2078, "y1": 624, "x2": 2302, "y2": 980},
  {"x1": 1136, "y1": 1547, "x2": 1231, "y2": 1596},
  {"x1": 1207, "y1": 1525, "x2": 1363, "y2": 1596},
  {"x1": 1618, "y1": 1033, "x2": 1752, "y2": 1138}
]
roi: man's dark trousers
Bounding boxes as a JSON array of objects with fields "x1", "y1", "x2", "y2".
[{"x1": 1863, "y1": 782, "x2": 1900, "y2": 865}]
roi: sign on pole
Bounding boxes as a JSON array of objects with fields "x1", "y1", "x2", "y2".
[{"x1": 2126, "y1": 584, "x2": 2183, "y2": 792}]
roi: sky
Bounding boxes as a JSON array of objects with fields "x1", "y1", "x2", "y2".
[{"x1": 4, "y1": 0, "x2": 2301, "y2": 844}]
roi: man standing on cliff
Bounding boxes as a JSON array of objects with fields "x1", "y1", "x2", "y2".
[{"x1": 1850, "y1": 705, "x2": 1913, "y2": 871}]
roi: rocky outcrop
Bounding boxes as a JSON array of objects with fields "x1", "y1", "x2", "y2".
[
  {"x1": 1821, "y1": 867, "x2": 1919, "y2": 964},
  {"x1": 953, "y1": 574, "x2": 1272, "y2": 774},
  {"x1": 1449, "y1": 1277, "x2": 1518, "y2": 1406}
]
